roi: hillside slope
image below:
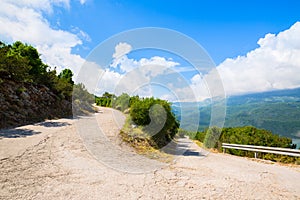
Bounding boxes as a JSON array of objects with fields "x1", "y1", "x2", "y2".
[
  {"x1": 172, "y1": 87, "x2": 300, "y2": 139},
  {"x1": 0, "y1": 80, "x2": 71, "y2": 129}
]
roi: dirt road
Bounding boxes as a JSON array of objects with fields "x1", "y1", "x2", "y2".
[{"x1": 0, "y1": 107, "x2": 299, "y2": 199}]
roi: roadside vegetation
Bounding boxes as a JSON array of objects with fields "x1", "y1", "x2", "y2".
[
  {"x1": 2, "y1": 40, "x2": 299, "y2": 165},
  {"x1": 0, "y1": 41, "x2": 74, "y2": 99},
  {"x1": 184, "y1": 126, "x2": 300, "y2": 164},
  {"x1": 95, "y1": 92, "x2": 179, "y2": 153},
  {"x1": 0, "y1": 41, "x2": 94, "y2": 128}
]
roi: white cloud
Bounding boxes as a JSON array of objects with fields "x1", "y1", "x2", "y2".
[
  {"x1": 95, "y1": 43, "x2": 181, "y2": 97},
  {"x1": 112, "y1": 42, "x2": 132, "y2": 59},
  {"x1": 37, "y1": 44, "x2": 84, "y2": 75},
  {"x1": 111, "y1": 42, "x2": 179, "y2": 72},
  {"x1": 1, "y1": 0, "x2": 70, "y2": 14},
  {"x1": 0, "y1": 0, "x2": 88, "y2": 78},
  {"x1": 96, "y1": 70, "x2": 123, "y2": 95},
  {"x1": 71, "y1": 26, "x2": 91, "y2": 42},
  {"x1": 160, "y1": 93, "x2": 176, "y2": 102},
  {"x1": 140, "y1": 56, "x2": 179, "y2": 69},
  {"x1": 215, "y1": 22, "x2": 300, "y2": 96},
  {"x1": 111, "y1": 55, "x2": 139, "y2": 72},
  {"x1": 111, "y1": 52, "x2": 179, "y2": 75},
  {"x1": 105, "y1": 23, "x2": 300, "y2": 101},
  {"x1": 109, "y1": 22, "x2": 300, "y2": 101}
]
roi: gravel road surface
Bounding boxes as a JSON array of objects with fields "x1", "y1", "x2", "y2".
[{"x1": 0, "y1": 107, "x2": 299, "y2": 199}]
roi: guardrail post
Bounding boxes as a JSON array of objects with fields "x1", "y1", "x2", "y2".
[{"x1": 221, "y1": 143, "x2": 300, "y2": 158}]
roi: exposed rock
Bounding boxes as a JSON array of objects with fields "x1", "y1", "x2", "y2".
[{"x1": 0, "y1": 80, "x2": 72, "y2": 129}]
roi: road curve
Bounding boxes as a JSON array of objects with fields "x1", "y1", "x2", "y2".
[{"x1": 0, "y1": 107, "x2": 299, "y2": 199}]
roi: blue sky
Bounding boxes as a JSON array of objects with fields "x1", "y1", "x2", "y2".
[
  {"x1": 0, "y1": 0, "x2": 300, "y2": 101},
  {"x1": 57, "y1": 0, "x2": 300, "y2": 64}
]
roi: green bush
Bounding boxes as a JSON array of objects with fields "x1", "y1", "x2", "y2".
[
  {"x1": 130, "y1": 97, "x2": 179, "y2": 148},
  {"x1": 194, "y1": 126, "x2": 298, "y2": 163},
  {"x1": 112, "y1": 93, "x2": 130, "y2": 111},
  {"x1": 194, "y1": 131, "x2": 206, "y2": 142}
]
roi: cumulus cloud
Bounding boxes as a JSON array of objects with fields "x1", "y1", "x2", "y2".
[
  {"x1": 0, "y1": 0, "x2": 88, "y2": 77},
  {"x1": 96, "y1": 43, "x2": 181, "y2": 97},
  {"x1": 98, "y1": 23, "x2": 300, "y2": 101},
  {"x1": 215, "y1": 22, "x2": 300, "y2": 95},
  {"x1": 96, "y1": 70, "x2": 123, "y2": 95},
  {"x1": 190, "y1": 74, "x2": 211, "y2": 100},
  {"x1": 112, "y1": 42, "x2": 132, "y2": 59},
  {"x1": 111, "y1": 42, "x2": 179, "y2": 72},
  {"x1": 111, "y1": 55, "x2": 139, "y2": 72},
  {"x1": 139, "y1": 56, "x2": 179, "y2": 69}
]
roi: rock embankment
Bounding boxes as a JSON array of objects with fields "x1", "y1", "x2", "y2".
[{"x1": 0, "y1": 80, "x2": 71, "y2": 129}]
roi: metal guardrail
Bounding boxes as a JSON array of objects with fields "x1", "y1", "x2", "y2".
[{"x1": 222, "y1": 143, "x2": 300, "y2": 158}]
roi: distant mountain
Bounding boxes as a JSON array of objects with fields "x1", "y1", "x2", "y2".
[
  {"x1": 172, "y1": 87, "x2": 300, "y2": 142},
  {"x1": 227, "y1": 87, "x2": 300, "y2": 105}
]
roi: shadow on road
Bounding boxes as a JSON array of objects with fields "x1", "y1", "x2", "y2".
[
  {"x1": 0, "y1": 129, "x2": 41, "y2": 138},
  {"x1": 35, "y1": 121, "x2": 71, "y2": 127},
  {"x1": 183, "y1": 149, "x2": 200, "y2": 156},
  {"x1": 162, "y1": 137, "x2": 206, "y2": 157}
]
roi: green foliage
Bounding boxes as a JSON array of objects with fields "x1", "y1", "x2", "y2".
[
  {"x1": 130, "y1": 97, "x2": 179, "y2": 148},
  {"x1": 95, "y1": 92, "x2": 115, "y2": 107},
  {"x1": 120, "y1": 116, "x2": 173, "y2": 162},
  {"x1": 223, "y1": 102, "x2": 300, "y2": 140},
  {"x1": 203, "y1": 126, "x2": 222, "y2": 148},
  {"x1": 0, "y1": 42, "x2": 31, "y2": 82},
  {"x1": 58, "y1": 69, "x2": 74, "y2": 85},
  {"x1": 0, "y1": 41, "x2": 76, "y2": 101},
  {"x1": 55, "y1": 77, "x2": 73, "y2": 100},
  {"x1": 52, "y1": 69, "x2": 75, "y2": 100},
  {"x1": 194, "y1": 131, "x2": 205, "y2": 142},
  {"x1": 0, "y1": 40, "x2": 100, "y2": 120},
  {"x1": 172, "y1": 89, "x2": 300, "y2": 141},
  {"x1": 130, "y1": 98, "x2": 152, "y2": 125},
  {"x1": 129, "y1": 95, "x2": 140, "y2": 107},
  {"x1": 194, "y1": 126, "x2": 298, "y2": 164},
  {"x1": 95, "y1": 92, "x2": 179, "y2": 148},
  {"x1": 9, "y1": 41, "x2": 48, "y2": 83},
  {"x1": 195, "y1": 126, "x2": 294, "y2": 150},
  {"x1": 112, "y1": 93, "x2": 130, "y2": 111},
  {"x1": 72, "y1": 83, "x2": 95, "y2": 114},
  {"x1": 219, "y1": 126, "x2": 293, "y2": 148}
]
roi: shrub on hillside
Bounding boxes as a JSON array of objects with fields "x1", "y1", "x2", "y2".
[{"x1": 130, "y1": 97, "x2": 179, "y2": 148}]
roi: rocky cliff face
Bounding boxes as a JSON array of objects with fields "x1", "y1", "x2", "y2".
[{"x1": 0, "y1": 80, "x2": 72, "y2": 129}]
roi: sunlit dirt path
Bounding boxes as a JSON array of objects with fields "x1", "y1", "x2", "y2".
[{"x1": 1, "y1": 107, "x2": 299, "y2": 199}]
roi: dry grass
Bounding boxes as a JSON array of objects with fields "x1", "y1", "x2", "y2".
[{"x1": 120, "y1": 116, "x2": 173, "y2": 163}]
